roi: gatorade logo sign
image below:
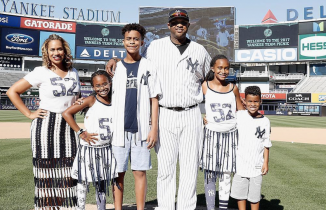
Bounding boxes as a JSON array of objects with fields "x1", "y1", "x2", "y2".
[
  {"x1": 299, "y1": 33, "x2": 326, "y2": 60},
  {"x1": 21, "y1": 17, "x2": 76, "y2": 33}
]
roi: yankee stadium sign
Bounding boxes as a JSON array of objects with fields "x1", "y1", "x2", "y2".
[{"x1": 0, "y1": 0, "x2": 121, "y2": 22}]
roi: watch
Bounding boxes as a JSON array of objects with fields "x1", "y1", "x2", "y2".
[{"x1": 76, "y1": 129, "x2": 84, "y2": 136}]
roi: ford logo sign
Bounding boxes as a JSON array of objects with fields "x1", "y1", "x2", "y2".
[{"x1": 5, "y1": 33, "x2": 34, "y2": 44}]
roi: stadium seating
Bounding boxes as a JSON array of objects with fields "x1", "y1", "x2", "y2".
[
  {"x1": 273, "y1": 73, "x2": 304, "y2": 80},
  {"x1": 0, "y1": 71, "x2": 28, "y2": 87},
  {"x1": 78, "y1": 71, "x2": 93, "y2": 77},
  {"x1": 237, "y1": 70, "x2": 269, "y2": 77},
  {"x1": 292, "y1": 76, "x2": 326, "y2": 93},
  {"x1": 270, "y1": 89, "x2": 289, "y2": 93}
]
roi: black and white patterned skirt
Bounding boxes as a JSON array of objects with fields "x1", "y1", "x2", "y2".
[
  {"x1": 201, "y1": 127, "x2": 238, "y2": 178},
  {"x1": 30, "y1": 112, "x2": 78, "y2": 209},
  {"x1": 71, "y1": 143, "x2": 117, "y2": 194}
]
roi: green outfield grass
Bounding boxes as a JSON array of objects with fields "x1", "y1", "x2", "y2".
[
  {"x1": 267, "y1": 115, "x2": 326, "y2": 128},
  {"x1": 0, "y1": 110, "x2": 84, "y2": 123},
  {"x1": 0, "y1": 139, "x2": 325, "y2": 210},
  {"x1": 1, "y1": 110, "x2": 326, "y2": 128}
]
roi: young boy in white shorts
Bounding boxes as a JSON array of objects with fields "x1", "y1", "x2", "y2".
[{"x1": 230, "y1": 86, "x2": 272, "y2": 210}]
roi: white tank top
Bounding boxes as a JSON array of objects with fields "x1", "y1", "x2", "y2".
[
  {"x1": 205, "y1": 81, "x2": 237, "y2": 132},
  {"x1": 81, "y1": 96, "x2": 113, "y2": 146}
]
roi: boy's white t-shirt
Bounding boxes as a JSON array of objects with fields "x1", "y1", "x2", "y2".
[
  {"x1": 236, "y1": 110, "x2": 272, "y2": 177},
  {"x1": 24, "y1": 66, "x2": 80, "y2": 113}
]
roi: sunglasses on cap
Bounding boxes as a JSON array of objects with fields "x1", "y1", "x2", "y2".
[{"x1": 169, "y1": 20, "x2": 189, "y2": 27}]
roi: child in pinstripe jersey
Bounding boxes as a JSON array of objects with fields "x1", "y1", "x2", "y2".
[
  {"x1": 201, "y1": 55, "x2": 245, "y2": 210},
  {"x1": 63, "y1": 71, "x2": 117, "y2": 210},
  {"x1": 230, "y1": 86, "x2": 271, "y2": 210}
]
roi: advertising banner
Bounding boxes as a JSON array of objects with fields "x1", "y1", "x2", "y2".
[
  {"x1": 299, "y1": 20, "x2": 326, "y2": 34},
  {"x1": 0, "y1": 14, "x2": 21, "y2": 28},
  {"x1": 39, "y1": 31, "x2": 76, "y2": 58},
  {"x1": 310, "y1": 64, "x2": 326, "y2": 76},
  {"x1": 139, "y1": 7, "x2": 235, "y2": 61},
  {"x1": 75, "y1": 24, "x2": 124, "y2": 47},
  {"x1": 277, "y1": 85, "x2": 296, "y2": 88},
  {"x1": 240, "y1": 93, "x2": 286, "y2": 100},
  {"x1": 299, "y1": 33, "x2": 326, "y2": 60},
  {"x1": 287, "y1": 93, "x2": 311, "y2": 103},
  {"x1": 21, "y1": 17, "x2": 76, "y2": 33},
  {"x1": 0, "y1": 27, "x2": 39, "y2": 55},
  {"x1": 312, "y1": 93, "x2": 326, "y2": 103},
  {"x1": 0, "y1": 55, "x2": 22, "y2": 68},
  {"x1": 234, "y1": 25, "x2": 239, "y2": 49},
  {"x1": 76, "y1": 46, "x2": 126, "y2": 60},
  {"x1": 291, "y1": 105, "x2": 320, "y2": 116},
  {"x1": 81, "y1": 90, "x2": 93, "y2": 98},
  {"x1": 0, "y1": 104, "x2": 39, "y2": 110},
  {"x1": 239, "y1": 23, "x2": 298, "y2": 49},
  {"x1": 0, "y1": 87, "x2": 38, "y2": 97},
  {"x1": 235, "y1": 48, "x2": 297, "y2": 62}
]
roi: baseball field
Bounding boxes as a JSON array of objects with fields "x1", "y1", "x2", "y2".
[{"x1": 0, "y1": 110, "x2": 325, "y2": 210}]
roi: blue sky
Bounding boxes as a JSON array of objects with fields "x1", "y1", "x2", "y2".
[{"x1": 1, "y1": 0, "x2": 325, "y2": 25}]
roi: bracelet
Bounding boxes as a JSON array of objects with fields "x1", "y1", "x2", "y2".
[
  {"x1": 110, "y1": 57, "x2": 118, "y2": 62},
  {"x1": 79, "y1": 131, "x2": 87, "y2": 140},
  {"x1": 76, "y1": 129, "x2": 84, "y2": 136}
]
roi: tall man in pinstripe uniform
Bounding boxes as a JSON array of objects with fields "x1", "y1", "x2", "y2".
[{"x1": 107, "y1": 9, "x2": 211, "y2": 210}]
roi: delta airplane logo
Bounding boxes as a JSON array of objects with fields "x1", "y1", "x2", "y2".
[
  {"x1": 80, "y1": 49, "x2": 91, "y2": 57},
  {"x1": 313, "y1": 22, "x2": 324, "y2": 32}
]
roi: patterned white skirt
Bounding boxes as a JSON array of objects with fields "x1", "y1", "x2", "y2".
[
  {"x1": 201, "y1": 127, "x2": 238, "y2": 178},
  {"x1": 71, "y1": 143, "x2": 117, "y2": 193},
  {"x1": 31, "y1": 112, "x2": 78, "y2": 209}
]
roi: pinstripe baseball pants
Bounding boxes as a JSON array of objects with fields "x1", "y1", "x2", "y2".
[{"x1": 155, "y1": 106, "x2": 203, "y2": 210}]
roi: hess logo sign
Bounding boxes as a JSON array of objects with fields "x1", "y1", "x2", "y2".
[
  {"x1": 235, "y1": 48, "x2": 297, "y2": 62},
  {"x1": 5, "y1": 34, "x2": 34, "y2": 44},
  {"x1": 300, "y1": 35, "x2": 326, "y2": 57}
]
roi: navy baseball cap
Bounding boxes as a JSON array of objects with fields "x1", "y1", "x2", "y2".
[{"x1": 168, "y1": 9, "x2": 189, "y2": 22}]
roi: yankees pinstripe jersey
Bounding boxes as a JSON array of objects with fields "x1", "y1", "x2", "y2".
[
  {"x1": 112, "y1": 57, "x2": 161, "y2": 147},
  {"x1": 205, "y1": 82, "x2": 237, "y2": 132},
  {"x1": 81, "y1": 96, "x2": 113, "y2": 146},
  {"x1": 24, "y1": 66, "x2": 80, "y2": 113},
  {"x1": 143, "y1": 37, "x2": 211, "y2": 107},
  {"x1": 236, "y1": 110, "x2": 272, "y2": 177}
]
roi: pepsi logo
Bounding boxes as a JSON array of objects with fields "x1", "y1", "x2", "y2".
[{"x1": 5, "y1": 33, "x2": 34, "y2": 44}]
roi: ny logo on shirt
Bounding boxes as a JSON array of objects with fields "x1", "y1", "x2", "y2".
[
  {"x1": 140, "y1": 71, "x2": 151, "y2": 85},
  {"x1": 186, "y1": 57, "x2": 199, "y2": 73},
  {"x1": 255, "y1": 126, "x2": 265, "y2": 138}
]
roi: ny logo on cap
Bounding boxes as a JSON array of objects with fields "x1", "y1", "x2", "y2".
[{"x1": 175, "y1": 10, "x2": 181, "y2": 16}]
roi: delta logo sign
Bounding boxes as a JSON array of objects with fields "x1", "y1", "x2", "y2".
[{"x1": 299, "y1": 33, "x2": 326, "y2": 60}]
